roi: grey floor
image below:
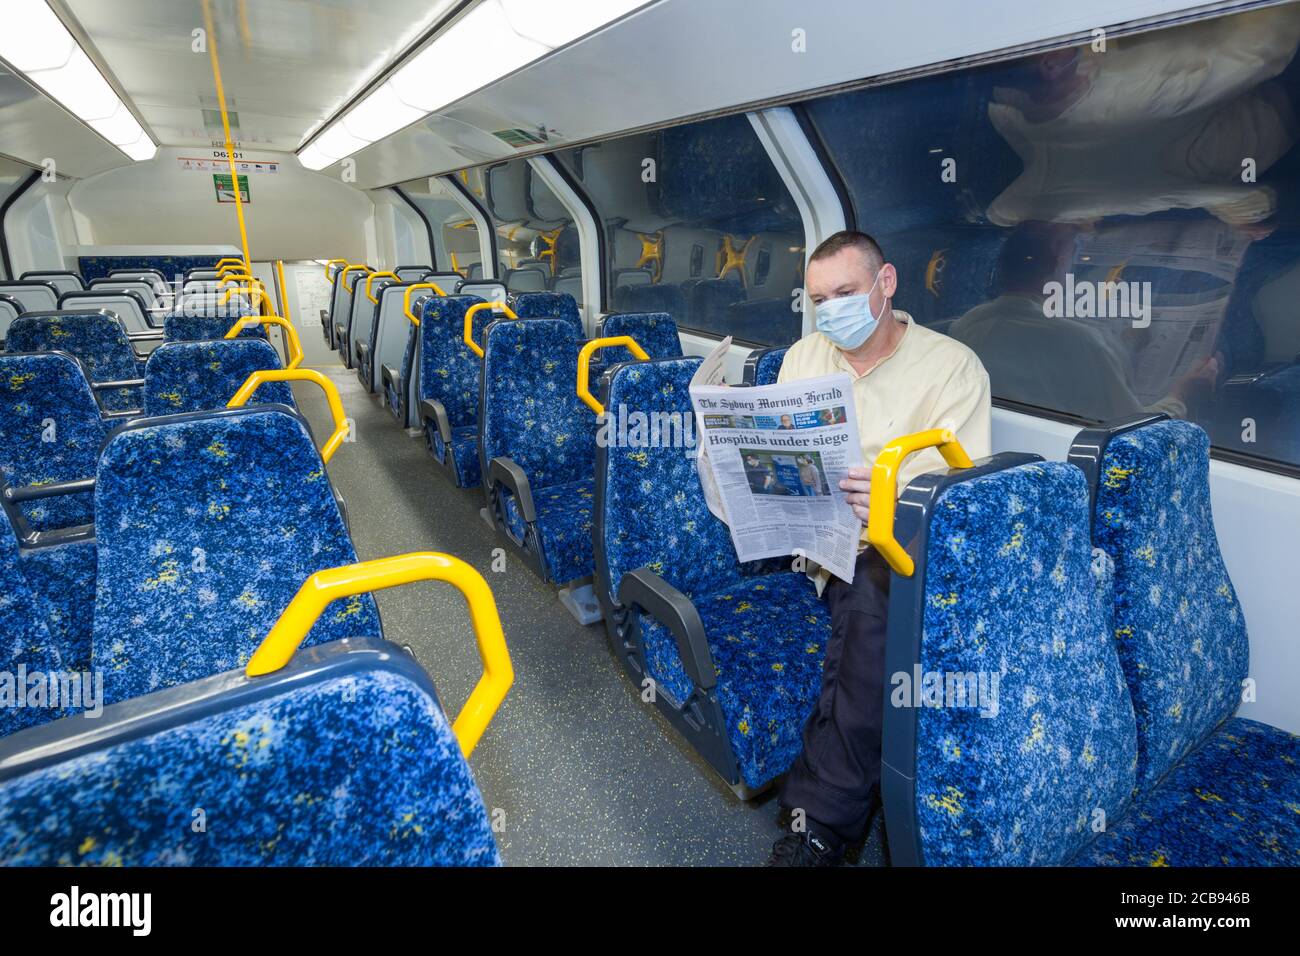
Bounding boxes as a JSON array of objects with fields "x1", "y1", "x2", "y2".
[{"x1": 287, "y1": 320, "x2": 884, "y2": 867}]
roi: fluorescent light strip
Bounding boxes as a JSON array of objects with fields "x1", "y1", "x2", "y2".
[
  {"x1": 0, "y1": 0, "x2": 156, "y2": 161},
  {"x1": 299, "y1": 0, "x2": 648, "y2": 171}
]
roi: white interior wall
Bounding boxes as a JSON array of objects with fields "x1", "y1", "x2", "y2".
[{"x1": 65, "y1": 147, "x2": 375, "y2": 264}]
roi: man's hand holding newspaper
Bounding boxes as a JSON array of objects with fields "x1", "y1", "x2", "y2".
[{"x1": 690, "y1": 338, "x2": 865, "y2": 583}]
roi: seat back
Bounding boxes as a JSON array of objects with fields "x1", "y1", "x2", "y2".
[
  {"x1": 599, "y1": 312, "x2": 683, "y2": 363},
  {"x1": 424, "y1": 272, "x2": 465, "y2": 294},
  {"x1": 881, "y1": 456, "x2": 1138, "y2": 866},
  {"x1": 0, "y1": 353, "x2": 105, "y2": 533},
  {"x1": 595, "y1": 357, "x2": 748, "y2": 610},
  {"x1": 144, "y1": 340, "x2": 293, "y2": 416},
  {"x1": 0, "y1": 507, "x2": 70, "y2": 736},
  {"x1": 5, "y1": 312, "x2": 141, "y2": 411},
  {"x1": 393, "y1": 265, "x2": 431, "y2": 281},
  {"x1": 419, "y1": 295, "x2": 491, "y2": 430},
  {"x1": 742, "y1": 345, "x2": 789, "y2": 386},
  {"x1": 506, "y1": 266, "x2": 549, "y2": 294},
  {"x1": 480, "y1": 317, "x2": 590, "y2": 492},
  {"x1": 372, "y1": 284, "x2": 423, "y2": 393},
  {"x1": 513, "y1": 291, "x2": 583, "y2": 337},
  {"x1": 0, "y1": 296, "x2": 20, "y2": 340},
  {"x1": 59, "y1": 291, "x2": 153, "y2": 332},
  {"x1": 0, "y1": 640, "x2": 499, "y2": 865},
  {"x1": 346, "y1": 278, "x2": 389, "y2": 366},
  {"x1": 1068, "y1": 417, "x2": 1248, "y2": 795},
  {"x1": 164, "y1": 312, "x2": 264, "y2": 342},
  {"x1": 0, "y1": 282, "x2": 59, "y2": 314},
  {"x1": 89, "y1": 278, "x2": 158, "y2": 309},
  {"x1": 19, "y1": 272, "x2": 84, "y2": 296},
  {"x1": 92, "y1": 407, "x2": 381, "y2": 705},
  {"x1": 460, "y1": 281, "x2": 506, "y2": 303}
]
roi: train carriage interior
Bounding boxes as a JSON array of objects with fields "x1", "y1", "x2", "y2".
[{"x1": 0, "y1": 0, "x2": 1298, "y2": 883}]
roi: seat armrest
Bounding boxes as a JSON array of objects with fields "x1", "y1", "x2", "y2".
[
  {"x1": 91, "y1": 378, "x2": 145, "y2": 392},
  {"x1": 618, "y1": 568, "x2": 717, "y2": 691},
  {"x1": 381, "y1": 364, "x2": 400, "y2": 390},
  {"x1": 356, "y1": 341, "x2": 370, "y2": 361},
  {"x1": 3, "y1": 477, "x2": 96, "y2": 504},
  {"x1": 488, "y1": 456, "x2": 536, "y2": 524},
  {"x1": 419, "y1": 398, "x2": 453, "y2": 443}
]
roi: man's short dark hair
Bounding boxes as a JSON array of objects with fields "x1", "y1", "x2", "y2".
[{"x1": 809, "y1": 231, "x2": 885, "y2": 272}]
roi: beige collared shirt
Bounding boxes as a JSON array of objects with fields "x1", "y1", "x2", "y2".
[{"x1": 777, "y1": 311, "x2": 992, "y2": 591}]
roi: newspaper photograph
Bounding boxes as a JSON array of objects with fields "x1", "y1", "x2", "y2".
[{"x1": 690, "y1": 339, "x2": 864, "y2": 583}]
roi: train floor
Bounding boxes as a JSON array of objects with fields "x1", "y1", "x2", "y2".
[{"x1": 287, "y1": 318, "x2": 886, "y2": 866}]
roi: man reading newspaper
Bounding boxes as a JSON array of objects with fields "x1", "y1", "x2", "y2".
[{"x1": 700, "y1": 231, "x2": 992, "y2": 866}]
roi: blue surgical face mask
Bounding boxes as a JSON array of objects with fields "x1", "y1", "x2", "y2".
[{"x1": 815, "y1": 271, "x2": 883, "y2": 350}]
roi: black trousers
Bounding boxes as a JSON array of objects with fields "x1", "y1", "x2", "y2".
[{"x1": 778, "y1": 548, "x2": 891, "y2": 843}]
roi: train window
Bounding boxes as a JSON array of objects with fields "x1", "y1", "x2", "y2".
[
  {"x1": 802, "y1": 4, "x2": 1300, "y2": 472},
  {"x1": 554, "y1": 114, "x2": 805, "y2": 346},
  {"x1": 0, "y1": 156, "x2": 35, "y2": 280},
  {"x1": 455, "y1": 159, "x2": 582, "y2": 302},
  {"x1": 396, "y1": 176, "x2": 484, "y2": 280}
]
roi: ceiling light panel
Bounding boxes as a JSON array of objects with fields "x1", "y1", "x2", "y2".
[{"x1": 0, "y1": 0, "x2": 156, "y2": 161}]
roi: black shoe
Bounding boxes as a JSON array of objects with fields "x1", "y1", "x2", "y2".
[{"x1": 765, "y1": 827, "x2": 845, "y2": 867}]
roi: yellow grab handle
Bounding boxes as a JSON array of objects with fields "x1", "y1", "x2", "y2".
[
  {"x1": 245, "y1": 552, "x2": 513, "y2": 757},
  {"x1": 224, "y1": 314, "x2": 304, "y2": 370},
  {"x1": 463, "y1": 301, "x2": 517, "y2": 358},
  {"x1": 867, "y1": 429, "x2": 974, "y2": 578},
  {"x1": 403, "y1": 282, "x2": 446, "y2": 326},
  {"x1": 575, "y1": 336, "x2": 649, "y2": 415},
  {"x1": 215, "y1": 257, "x2": 245, "y2": 269},
  {"x1": 221, "y1": 284, "x2": 272, "y2": 316},
  {"x1": 227, "y1": 368, "x2": 349, "y2": 463},
  {"x1": 342, "y1": 265, "x2": 370, "y2": 292},
  {"x1": 221, "y1": 272, "x2": 263, "y2": 286},
  {"x1": 323, "y1": 258, "x2": 348, "y2": 279},
  {"x1": 365, "y1": 271, "x2": 399, "y2": 304}
]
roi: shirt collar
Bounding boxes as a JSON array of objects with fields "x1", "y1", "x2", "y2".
[{"x1": 832, "y1": 311, "x2": 914, "y2": 379}]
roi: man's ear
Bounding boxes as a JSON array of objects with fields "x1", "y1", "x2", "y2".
[{"x1": 880, "y1": 263, "x2": 899, "y2": 299}]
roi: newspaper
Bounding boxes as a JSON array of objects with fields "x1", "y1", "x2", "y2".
[{"x1": 690, "y1": 338, "x2": 864, "y2": 583}]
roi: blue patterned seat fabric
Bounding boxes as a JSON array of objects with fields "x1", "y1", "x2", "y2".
[
  {"x1": 909, "y1": 462, "x2": 1138, "y2": 866},
  {"x1": 92, "y1": 408, "x2": 382, "y2": 705},
  {"x1": 600, "y1": 312, "x2": 683, "y2": 365},
  {"x1": 0, "y1": 645, "x2": 500, "y2": 866},
  {"x1": 1075, "y1": 717, "x2": 1300, "y2": 866},
  {"x1": 6, "y1": 313, "x2": 143, "y2": 411},
  {"x1": 482, "y1": 318, "x2": 596, "y2": 584},
  {"x1": 747, "y1": 346, "x2": 788, "y2": 386},
  {"x1": 20, "y1": 540, "x2": 97, "y2": 674},
  {"x1": 0, "y1": 508, "x2": 73, "y2": 736},
  {"x1": 163, "y1": 312, "x2": 263, "y2": 343},
  {"x1": 513, "y1": 291, "x2": 584, "y2": 337},
  {"x1": 599, "y1": 358, "x2": 831, "y2": 789},
  {"x1": 79, "y1": 255, "x2": 217, "y2": 283},
  {"x1": 143, "y1": 340, "x2": 293, "y2": 416},
  {"x1": 418, "y1": 295, "x2": 489, "y2": 486},
  {"x1": 1091, "y1": 421, "x2": 1250, "y2": 793},
  {"x1": 0, "y1": 353, "x2": 106, "y2": 532}
]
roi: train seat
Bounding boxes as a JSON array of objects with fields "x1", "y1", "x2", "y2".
[
  {"x1": 5, "y1": 312, "x2": 144, "y2": 412},
  {"x1": 1067, "y1": 417, "x2": 1300, "y2": 865},
  {"x1": 742, "y1": 345, "x2": 789, "y2": 386},
  {"x1": 143, "y1": 340, "x2": 294, "y2": 416},
  {"x1": 0, "y1": 353, "x2": 107, "y2": 534},
  {"x1": 0, "y1": 296, "x2": 21, "y2": 343},
  {"x1": 481, "y1": 318, "x2": 596, "y2": 587},
  {"x1": 59, "y1": 290, "x2": 156, "y2": 333},
  {"x1": 0, "y1": 507, "x2": 78, "y2": 737},
  {"x1": 423, "y1": 272, "x2": 466, "y2": 295},
  {"x1": 92, "y1": 406, "x2": 380, "y2": 706},
  {"x1": 345, "y1": 276, "x2": 393, "y2": 370},
  {"x1": 19, "y1": 271, "x2": 85, "y2": 296},
  {"x1": 879, "y1": 448, "x2": 1140, "y2": 865},
  {"x1": 339, "y1": 273, "x2": 380, "y2": 369},
  {"x1": 393, "y1": 265, "x2": 432, "y2": 281},
  {"x1": 0, "y1": 638, "x2": 500, "y2": 866},
  {"x1": 418, "y1": 295, "x2": 492, "y2": 488},
  {"x1": 594, "y1": 356, "x2": 831, "y2": 792},
  {"x1": 598, "y1": 312, "x2": 683, "y2": 362},
  {"x1": 506, "y1": 265, "x2": 549, "y2": 294},
  {"x1": 369, "y1": 283, "x2": 423, "y2": 398},
  {"x1": 0, "y1": 281, "x2": 60, "y2": 314},
  {"x1": 512, "y1": 291, "x2": 584, "y2": 335},
  {"x1": 164, "y1": 312, "x2": 264, "y2": 342}
]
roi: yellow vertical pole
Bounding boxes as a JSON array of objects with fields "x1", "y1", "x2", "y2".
[
  {"x1": 274, "y1": 258, "x2": 292, "y2": 368},
  {"x1": 202, "y1": 0, "x2": 252, "y2": 275}
]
